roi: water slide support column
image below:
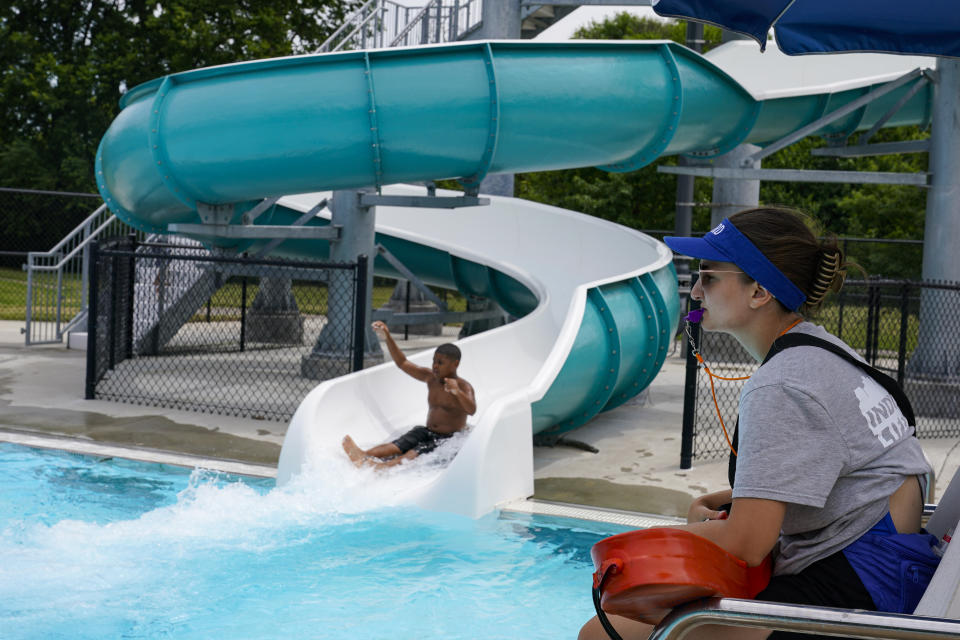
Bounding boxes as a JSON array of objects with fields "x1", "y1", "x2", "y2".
[
  {"x1": 710, "y1": 144, "x2": 761, "y2": 227},
  {"x1": 912, "y1": 58, "x2": 960, "y2": 375},
  {"x1": 301, "y1": 189, "x2": 384, "y2": 379},
  {"x1": 673, "y1": 21, "x2": 705, "y2": 338},
  {"x1": 246, "y1": 278, "x2": 303, "y2": 344},
  {"x1": 673, "y1": 21, "x2": 705, "y2": 252},
  {"x1": 708, "y1": 31, "x2": 761, "y2": 226},
  {"x1": 704, "y1": 144, "x2": 762, "y2": 363}
]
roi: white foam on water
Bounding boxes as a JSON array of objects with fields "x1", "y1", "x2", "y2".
[{"x1": 1, "y1": 429, "x2": 472, "y2": 558}]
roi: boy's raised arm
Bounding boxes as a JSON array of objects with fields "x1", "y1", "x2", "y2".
[{"x1": 372, "y1": 321, "x2": 432, "y2": 381}]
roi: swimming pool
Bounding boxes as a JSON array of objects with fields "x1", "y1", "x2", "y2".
[{"x1": 0, "y1": 442, "x2": 627, "y2": 639}]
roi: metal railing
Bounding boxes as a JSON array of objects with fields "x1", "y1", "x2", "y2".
[
  {"x1": 649, "y1": 597, "x2": 960, "y2": 640},
  {"x1": 24, "y1": 202, "x2": 141, "y2": 345},
  {"x1": 318, "y1": 0, "x2": 482, "y2": 52}
]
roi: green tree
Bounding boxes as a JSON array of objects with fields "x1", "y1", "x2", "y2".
[
  {"x1": 573, "y1": 13, "x2": 722, "y2": 47},
  {"x1": 0, "y1": 0, "x2": 356, "y2": 194}
]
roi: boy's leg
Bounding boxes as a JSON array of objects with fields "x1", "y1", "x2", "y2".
[
  {"x1": 342, "y1": 435, "x2": 414, "y2": 469},
  {"x1": 366, "y1": 442, "x2": 403, "y2": 458}
]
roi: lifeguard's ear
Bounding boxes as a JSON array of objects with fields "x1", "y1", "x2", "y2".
[{"x1": 749, "y1": 283, "x2": 776, "y2": 309}]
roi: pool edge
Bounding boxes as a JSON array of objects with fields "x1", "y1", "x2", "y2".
[
  {"x1": 0, "y1": 427, "x2": 685, "y2": 528},
  {"x1": 0, "y1": 428, "x2": 278, "y2": 478},
  {"x1": 499, "y1": 497, "x2": 685, "y2": 529}
]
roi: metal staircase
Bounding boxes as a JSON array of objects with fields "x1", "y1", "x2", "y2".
[
  {"x1": 22, "y1": 198, "x2": 216, "y2": 350},
  {"x1": 23, "y1": 203, "x2": 142, "y2": 346},
  {"x1": 132, "y1": 235, "x2": 219, "y2": 355},
  {"x1": 318, "y1": 0, "x2": 575, "y2": 52}
]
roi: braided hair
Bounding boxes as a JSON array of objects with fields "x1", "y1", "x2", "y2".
[{"x1": 728, "y1": 207, "x2": 854, "y2": 317}]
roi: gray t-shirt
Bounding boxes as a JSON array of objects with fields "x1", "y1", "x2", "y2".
[{"x1": 732, "y1": 322, "x2": 930, "y2": 576}]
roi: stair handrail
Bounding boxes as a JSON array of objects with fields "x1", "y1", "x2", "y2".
[
  {"x1": 391, "y1": 0, "x2": 483, "y2": 48},
  {"x1": 28, "y1": 204, "x2": 115, "y2": 271},
  {"x1": 319, "y1": 0, "x2": 483, "y2": 53},
  {"x1": 389, "y1": 0, "x2": 439, "y2": 47},
  {"x1": 318, "y1": 0, "x2": 380, "y2": 52},
  {"x1": 24, "y1": 201, "x2": 140, "y2": 345}
]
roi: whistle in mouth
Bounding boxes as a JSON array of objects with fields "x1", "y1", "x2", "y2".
[{"x1": 685, "y1": 309, "x2": 704, "y2": 323}]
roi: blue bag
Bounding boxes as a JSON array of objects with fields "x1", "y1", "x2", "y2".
[{"x1": 842, "y1": 513, "x2": 940, "y2": 613}]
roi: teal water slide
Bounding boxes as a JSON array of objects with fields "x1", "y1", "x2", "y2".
[{"x1": 96, "y1": 40, "x2": 934, "y2": 515}]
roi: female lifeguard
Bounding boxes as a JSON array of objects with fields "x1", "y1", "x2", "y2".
[{"x1": 580, "y1": 207, "x2": 939, "y2": 640}]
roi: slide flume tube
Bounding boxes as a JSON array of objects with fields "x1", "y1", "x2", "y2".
[{"x1": 96, "y1": 40, "x2": 931, "y2": 234}]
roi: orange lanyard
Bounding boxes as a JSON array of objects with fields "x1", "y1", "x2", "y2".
[{"x1": 687, "y1": 317, "x2": 802, "y2": 456}]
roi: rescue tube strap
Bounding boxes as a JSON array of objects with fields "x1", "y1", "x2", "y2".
[{"x1": 592, "y1": 562, "x2": 625, "y2": 640}]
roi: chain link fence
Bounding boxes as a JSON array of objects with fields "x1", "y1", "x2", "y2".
[
  {"x1": 682, "y1": 278, "x2": 960, "y2": 464},
  {"x1": 85, "y1": 237, "x2": 370, "y2": 422}
]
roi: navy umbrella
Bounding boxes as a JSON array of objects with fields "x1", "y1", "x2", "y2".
[{"x1": 653, "y1": 0, "x2": 960, "y2": 58}]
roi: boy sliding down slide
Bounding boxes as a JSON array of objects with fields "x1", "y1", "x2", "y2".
[{"x1": 342, "y1": 321, "x2": 476, "y2": 470}]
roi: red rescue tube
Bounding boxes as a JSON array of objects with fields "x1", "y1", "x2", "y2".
[{"x1": 591, "y1": 528, "x2": 772, "y2": 625}]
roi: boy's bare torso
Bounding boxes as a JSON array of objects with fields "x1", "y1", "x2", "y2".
[{"x1": 425, "y1": 375, "x2": 474, "y2": 434}]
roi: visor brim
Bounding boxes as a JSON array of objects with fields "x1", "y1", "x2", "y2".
[{"x1": 663, "y1": 236, "x2": 730, "y2": 262}]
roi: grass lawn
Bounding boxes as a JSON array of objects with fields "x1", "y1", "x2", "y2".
[
  {"x1": 2, "y1": 268, "x2": 467, "y2": 326},
  {"x1": 0, "y1": 267, "x2": 85, "y2": 321}
]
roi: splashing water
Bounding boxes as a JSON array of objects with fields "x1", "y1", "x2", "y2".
[{"x1": 0, "y1": 442, "x2": 618, "y2": 639}]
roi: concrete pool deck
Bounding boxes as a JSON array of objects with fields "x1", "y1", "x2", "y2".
[{"x1": 2, "y1": 319, "x2": 959, "y2": 521}]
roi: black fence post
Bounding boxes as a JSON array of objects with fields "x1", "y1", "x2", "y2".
[
  {"x1": 125, "y1": 234, "x2": 137, "y2": 360},
  {"x1": 864, "y1": 280, "x2": 877, "y2": 365},
  {"x1": 836, "y1": 285, "x2": 846, "y2": 341},
  {"x1": 85, "y1": 241, "x2": 100, "y2": 400},
  {"x1": 353, "y1": 255, "x2": 368, "y2": 372},
  {"x1": 108, "y1": 253, "x2": 118, "y2": 370},
  {"x1": 897, "y1": 281, "x2": 911, "y2": 387},
  {"x1": 404, "y1": 279, "x2": 411, "y2": 340},
  {"x1": 871, "y1": 282, "x2": 883, "y2": 365},
  {"x1": 240, "y1": 276, "x2": 247, "y2": 352},
  {"x1": 680, "y1": 279, "x2": 700, "y2": 470}
]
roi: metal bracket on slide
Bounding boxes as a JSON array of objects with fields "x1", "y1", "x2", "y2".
[
  {"x1": 359, "y1": 193, "x2": 489, "y2": 209},
  {"x1": 168, "y1": 223, "x2": 341, "y2": 240},
  {"x1": 172, "y1": 198, "x2": 340, "y2": 240}
]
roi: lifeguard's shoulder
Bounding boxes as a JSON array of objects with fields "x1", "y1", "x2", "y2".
[{"x1": 749, "y1": 325, "x2": 864, "y2": 391}]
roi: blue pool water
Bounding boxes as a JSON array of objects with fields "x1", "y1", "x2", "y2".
[{"x1": 0, "y1": 443, "x2": 626, "y2": 639}]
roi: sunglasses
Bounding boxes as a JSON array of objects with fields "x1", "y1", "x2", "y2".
[{"x1": 697, "y1": 268, "x2": 744, "y2": 286}]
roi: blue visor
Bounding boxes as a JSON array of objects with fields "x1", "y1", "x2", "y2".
[{"x1": 664, "y1": 219, "x2": 807, "y2": 311}]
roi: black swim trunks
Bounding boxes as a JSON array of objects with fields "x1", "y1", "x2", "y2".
[
  {"x1": 756, "y1": 550, "x2": 876, "y2": 640},
  {"x1": 391, "y1": 426, "x2": 453, "y2": 455}
]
